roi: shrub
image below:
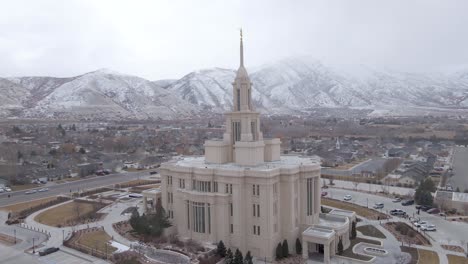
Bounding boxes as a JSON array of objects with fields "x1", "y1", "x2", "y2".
[
  {"x1": 216, "y1": 240, "x2": 226, "y2": 257},
  {"x1": 338, "y1": 238, "x2": 343, "y2": 254},
  {"x1": 282, "y1": 239, "x2": 289, "y2": 258},
  {"x1": 295, "y1": 238, "x2": 302, "y2": 254},
  {"x1": 276, "y1": 243, "x2": 282, "y2": 259}
]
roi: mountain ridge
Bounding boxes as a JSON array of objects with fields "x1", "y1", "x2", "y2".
[{"x1": 1, "y1": 57, "x2": 468, "y2": 120}]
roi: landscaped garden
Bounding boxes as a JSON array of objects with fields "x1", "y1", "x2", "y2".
[
  {"x1": 418, "y1": 249, "x2": 439, "y2": 264},
  {"x1": 338, "y1": 237, "x2": 381, "y2": 261},
  {"x1": 321, "y1": 198, "x2": 389, "y2": 220},
  {"x1": 447, "y1": 254, "x2": 468, "y2": 264},
  {"x1": 64, "y1": 227, "x2": 116, "y2": 260},
  {"x1": 356, "y1": 225, "x2": 386, "y2": 239},
  {"x1": 384, "y1": 222, "x2": 431, "y2": 246},
  {"x1": 35, "y1": 200, "x2": 107, "y2": 227}
]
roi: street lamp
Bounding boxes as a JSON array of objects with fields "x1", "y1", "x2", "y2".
[
  {"x1": 32, "y1": 237, "x2": 36, "y2": 253},
  {"x1": 13, "y1": 229, "x2": 16, "y2": 244},
  {"x1": 62, "y1": 229, "x2": 65, "y2": 243}
]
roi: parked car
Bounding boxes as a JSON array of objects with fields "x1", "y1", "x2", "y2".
[
  {"x1": 4, "y1": 187, "x2": 11, "y2": 192},
  {"x1": 427, "y1": 208, "x2": 440, "y2": 214},
  {"x1": 38, "y1": 188, "x2": 49, "y2": 192},
  {"x1": 392, "y1": 197, "x2": 402, "y2": 203},
  {"x1": 401, "y1": 200, "x2": 415, "y2": 206},
  {"x1": 421, "y1": 205, "x2": 432, "y2": 212},
  {"x1": 420, "y1": 224, "x2": 436, "y2": 231},
  {"x1": 39, "y1": 247, "x2": 59, "y2": 256},
  {"x1": 149, "y1": 171, "x2": 158, "y2": 175},
  {"x1": 414, "y1": 221, "x2": 428, "y2": 227},
  {"x1": 321, "y1": 191, "x2": 328, "y2": 197},
  {"x1": 24, "y1": 190, "x2": 37, "y2": 194},
  {"x1": 373, "y1": 203, "x2": 384, "y2": 209},
  {"x1": 390, "y1": 209, "x2": 406, "y2": 216},
  {"x1": 344, "y1": 195, "x2": 352, "y2": 201}
]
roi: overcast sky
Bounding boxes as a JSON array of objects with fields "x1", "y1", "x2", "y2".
[{"x1": 1, "y1": 0, "x2": 468, "y2": 80}]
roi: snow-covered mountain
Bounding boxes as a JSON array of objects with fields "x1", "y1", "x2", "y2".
[
  {"x1": 6, "y1": 69, "x2": 198, "y2": 120},
  {"x1": 2, "y1": 58, "x2": 468, "y2": 120}
]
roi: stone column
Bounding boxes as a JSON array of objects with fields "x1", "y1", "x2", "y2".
[
  {"x1": 324, "y1": 243, "x2": 330, "y2": 264},
  {"x1": 302, "y1": 240, "x2": 308, "y2": 259}
]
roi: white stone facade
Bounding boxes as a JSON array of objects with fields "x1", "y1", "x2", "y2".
[{"x1": 160, "y1": 31, "x2": 353, "y2": 263}]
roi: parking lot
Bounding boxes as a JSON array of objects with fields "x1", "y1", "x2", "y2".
[{"x1": 327, "y1": 188, "x2": 468, "y2": 245}]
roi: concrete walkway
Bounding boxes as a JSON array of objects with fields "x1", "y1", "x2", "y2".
[{"x1": 19, "y1": 191, "x2": 140, "y2": 263}]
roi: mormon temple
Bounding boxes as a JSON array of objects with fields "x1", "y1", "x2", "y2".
[{"x1": 160, "y1": 31, "x2": 355, "y2": 263}]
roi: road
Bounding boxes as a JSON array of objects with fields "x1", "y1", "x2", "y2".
[
  {"x1": 0, "y1": 171, "x2": 153, "y2": 207},
  {"x1": 447, "y1": 146, "x2": 468, "y2": 191},
  {"x1": 327, "y1": 188, "x2": 468, "y2": 245}
]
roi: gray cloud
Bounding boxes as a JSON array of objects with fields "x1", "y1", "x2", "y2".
[{"x1": 1, "y1": 0, "x2": 468, "y2": 80}]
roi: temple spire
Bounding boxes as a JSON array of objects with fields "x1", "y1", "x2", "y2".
[{"x1": 240, "y1": 28, "x2": 244, "y2": 67}]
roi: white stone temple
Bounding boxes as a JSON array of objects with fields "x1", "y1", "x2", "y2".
[{"x1": 160, "y1": 30, "x2": 355, "y2": 263}]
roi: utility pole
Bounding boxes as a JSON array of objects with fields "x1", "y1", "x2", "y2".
[{"x1": 32, "y1": 237, "x2": 36, "y2": 253}]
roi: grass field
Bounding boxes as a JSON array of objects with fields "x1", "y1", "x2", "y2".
[
  {"x1": 35, "y1": 201, "x2": 104, "y2": 227},
  {"x1": 339, "y1": 237, "x2": 380, "y2": 261},
  {"x1": 447, "y1": 255, "x2": 468, "y2": 264},
  {"x1": 76, "y1": 230, "x2": 117, "y2": 254},
  {"x1": 0, "y1": 196, "x2": 57, "y2": 213},
  {"x1": 356, "y1": 225, "x2": 386, "y2": 239},
  {"x1": 418, "y1": 249, "x2": 439, "y2": 264},
  {"x1": 401, "y1": 246, "x2": 418, "y2": 264},
  {"x1": 10, "y1": 184, "x2": 40, "y2": 191},
  {"x1": 321, "y1": 198, "x2": 388, "y2": 220}
]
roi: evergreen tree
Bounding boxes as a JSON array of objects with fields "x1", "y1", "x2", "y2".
[
  {"x1": 234, "y1": 249, "x2": 243, "y2": 264},
  {"x1": 129, "y1": 209, "x2": 140, "y2": 232},
  {"x1": 295, "y1": 238, "x2": 302, "y2": 254},
  {"x1": 415, "y1": 178, "x2": 435, "y2": 206},
  {"x1": 226, "y1": 248, "x2": 233, "y2": 264},
  {"x1": 282, "y1": 239, "x2": 289, "y2": 258},
  {"x1": 71, "y1": 124, "x2": 76, "y2": 131},
  {"x1": 217, "y1": 240, "x2": 226, "y2": 257},
  {"x1": 79, "y1": 147, "x2": 86, "y2": 154},
  {"x1": 276, "y1": 243, "x2": 282, "y2": 259},
  {"x1": 244, "y1": 251, "x2": 253, "y2": 264},
  {"x1": 351, "y1": 221, "x2": 357, "y2": 239},
  {"x1": 338, "y1": 238, "x2": 343, "y2": 254}
]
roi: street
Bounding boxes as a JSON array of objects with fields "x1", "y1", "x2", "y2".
[
  {"x1": 447, "y1": 146, "x2": 468, "y2": 191},
  {"x1": 0, "y1": 171, "x2": 152, "y2": 207}
]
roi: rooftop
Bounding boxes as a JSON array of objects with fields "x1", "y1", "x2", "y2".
[
  {"x1": 165, "y1": 155, "x2": 320, "y2": 171},
  {"x1": 303, "y1": 226, "x2": 335, "y2": 239}
]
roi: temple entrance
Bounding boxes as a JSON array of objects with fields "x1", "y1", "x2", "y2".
[
  {"x1": 307, "y1": 242, "x2": 324, "y2": 262},
  {"x1": 316, "y1": 243, "x2": 324, "y2": 254}
]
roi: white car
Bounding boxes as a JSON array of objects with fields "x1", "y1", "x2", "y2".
[
  {"x1": 344, "y1": 195, "x2": 352, "y2": 201},
  {"x1": 420, "y1": 224, "x2": 436, "y2": 231},
  {"x1": 373, "y1": 203, "x2": 384, "y2": 209},
  {"x1": 414, "y1": 221, "x2": 428, "y2": 228},
  {"x1": 38, "y1": 188, "x2": 49, "y2": 192},
  {"x1": 4, "y1": 187, "x2": 11, "y2": 192},
  {"x1": 25, "y1": 190, "x2": 37, "y2": 194}
]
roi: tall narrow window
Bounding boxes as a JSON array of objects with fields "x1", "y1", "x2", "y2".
[
  {"x1": 232, "y1": 121, "x2": 241, "y2": 142},
  {"x1": 257, "y1": 185, "x2": 260, "y2": 196},
  {"x1": 307, "y1": 178, "x2": 313, "y2": 216},
  {"x1": 253, "y1": 204, "x2": 256, "y2": 217},
  {"x1": 253, "y1": 184, "x2": 256, "y2": 195},
  {"x1": 230, "y1": 224, "x2": 233, "y2": 234},
  {"x1": 230, "y1": 184, "x2": 233, "y2": 194},
  {"x1": 230, "y1": 203, "x2": 233, "y2": 216},
  {"x1": 208, "y1": 203, "x2": 211, "y2": 234},
  {"x1": 251, "y1": 121, "x2": 256, "y2": 141},
  {"x1": 186, "y1": 201, "x2": 190, "y2": 229},
  {"x1": 258, "y1": 226, "x2": 260, "y2": 235},
  {"x1": 257, "y1": 204, "x2": 260, "y2": 217},
  {"x1": 236, "y1": 89, "x2": 241, "y2": 111}
]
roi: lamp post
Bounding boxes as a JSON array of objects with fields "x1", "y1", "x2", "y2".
[
  {"x1": 32, "y1": 237, "x2": 36, "y2": 253},
  {"x1": 62, "y1": 229, "x2": 65, "y2": 243},
  {"x1": 13, "y1": 229, "x2": 16, "y2": 244}
]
